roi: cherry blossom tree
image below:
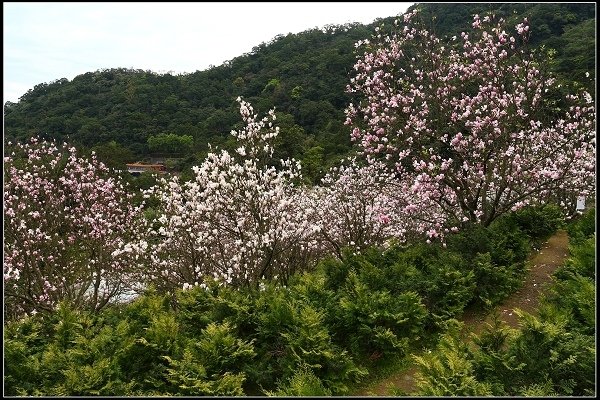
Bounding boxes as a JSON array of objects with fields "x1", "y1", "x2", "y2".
[
  {"x1": 346, "y1": 10, "x2": 595, "y2": 228},
  {"x1": 3, "y1": 138, "x2": 143, "y2": 319},
  {"x1": 132, "y1": 98, "x2": 321, "y2": 292}
]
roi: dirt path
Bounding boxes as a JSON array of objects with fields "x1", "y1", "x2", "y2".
[{"x1": 355, "y1": 230, "x2": 570, "y2": 396}]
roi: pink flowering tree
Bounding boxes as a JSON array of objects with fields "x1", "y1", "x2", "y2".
[
  {"x1": 133, "y1": 98, "x2": 321, "y2": 292},
  {"x1": 3, "y1": 138, "x2": 143, "y2": 319},
  {"x1": 346, "y1": 10, "x2": 596, "y2": 227},
  {"x1": 310, "y1": 157, "x2": 449, "y2": 258}
]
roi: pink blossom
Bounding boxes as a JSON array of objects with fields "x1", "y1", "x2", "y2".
[{"x1": 345, "y1": 11, "x2": 595, "y2": 228}]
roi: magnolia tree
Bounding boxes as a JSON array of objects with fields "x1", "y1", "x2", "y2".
[
  {"x1": 346, "y1": 10, "x2": 596, "y2": 227},
  {"x1": 310, "y1": 157, "x2": 449, "y2": 258},
  {"x1": 3, "y1": 138, "x2": 142, "y2": 319},
  {"x1": 127, "y1": 98, "x2": 321, "y2": 292}
]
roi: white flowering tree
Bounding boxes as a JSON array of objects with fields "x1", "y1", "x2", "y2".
[
  {"x1": 3, "y1": 138, "x2": 142, "y2": 319},
  {"x1": 133, "y1": 99, "x2": 321, "y2": 291},
  {"x1": 310, "y1": 157, "x2": 449, "y2": 258},
  {"x1": 346, "y1": 10, "x2": 596, "y2": 228}
]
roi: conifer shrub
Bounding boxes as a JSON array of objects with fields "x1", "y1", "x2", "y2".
[
  {"x1": 4, "y1": 208, "x2": 586, "y2": 396},
  {"x1": 566, "y1": 207, "x2": 596, "y2": 245},
  {"x1": 554, "y1": 235, "x2": 596, "y2": 281},
  {"x1": 382, "y1": 244, "x2": 476, "y2": 320},
  {"x1": 175, "y1": 281, "x2": 256, "y2": 339},
  {"x1": 503, "y1": 310, "x2": 595, "y2": 396},
  {"x1": 447, "y1": 215, "x2": 531, "y2": 266},
  {"x1": 250, "y1": 282, "x2": 365, "y2": 394},
  {"x1": 413, "y1": 325, "x2": 494, "y2": 396},
  {"x1": 417, "y1": 231, "x2": 596, "y2": 397},
  {"x1": 471, "y1": 316, "x2": 521, "y2": 396},
  {"x1": 162, "y1": 322, "x2": 255, "y2": 396},
  {"x1": 320, "y1": 244, "x2": 476, "y2": 333},
  {"x1": 487, "y1": 216, "x2": 532, "y2": 266},
  {"x1": 541, "y1": 236, "x2": 596, "y2": 335},
  {"x1": 446, "y1": 216, "x2": 532, "y2": 307},
  {"x1": 330, "y1": 271, "x2": 428, "y2": 360},
  {"x1": 286, "y1": 270, "x2": 337, "y2": 314},
  {"x1": 509, "y1": 203, "x2": 565, "y2": 244},
  {"x1": 470, "y1": 252, "x2": 525, "y2": 306},
  {"x1": 109, "y1": 291, "x2": 183, "y2": 393},
  {"x1": 267, "y1": 364, "x2": 333, "y2": 396},
  {"x1": 4, "y1": 315, "x2": 48, "y2": 396},
  {"x1": 4, "y1": 303, "x2": 136, "y2": 396}
]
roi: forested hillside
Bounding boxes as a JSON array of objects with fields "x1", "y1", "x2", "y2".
[{"x1": 3, "y1": 3, "x2": 595, "y2": 181}]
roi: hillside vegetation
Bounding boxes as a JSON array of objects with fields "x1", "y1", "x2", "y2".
[{"x1": 3, "y1": 3, "x2": 595, "y2": 182}]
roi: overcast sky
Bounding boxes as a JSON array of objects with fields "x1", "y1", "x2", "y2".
[{"x1": 3, "y1": 2, "x2": 414, "y2": 104}]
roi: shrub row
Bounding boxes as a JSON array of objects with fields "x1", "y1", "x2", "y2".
[
  {"x1": 412, "y1": 220, "x2": 595, "y2": 396},
  {"x1": 4, "y1": 205, "x2": 565, "y2": 396}
]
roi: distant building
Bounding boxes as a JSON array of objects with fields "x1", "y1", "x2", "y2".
[{"x1": 126, "y1": 162, "x2": 166, "y2": 175}]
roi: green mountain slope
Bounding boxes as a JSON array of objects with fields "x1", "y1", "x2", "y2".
[{"x1": 4, "y1": 3, "x2": 594, "y2": 180}]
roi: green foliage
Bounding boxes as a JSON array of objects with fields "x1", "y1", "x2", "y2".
[
  {"x1": 3, "y1": 206, "x2": 586, "y2": 396},
  {"x1": 470, "y1": 252, "x2": 524, "y2": 306},
  {"x1": 147, "y1": 132, "x2": 193, "y2": 155},
  {"x1": 504, "y1": 310, "x2": 595, "y2": 395},
  {"x1": 163, "y1": 322, "x2": 254, "y2": 396},
  {"x1": 107, "y1": 292, "x2": 184, "y2": 393},
  {"x1": 519, "y1": 379, "x2": 559, "y2": 396},
  {"x1": 164, "y1": 351, "x2": 246, "y2": 397},
  {"x1": 332, "y1": 272, "x2": 428, "y2": 359},
  {"x1": 287, "y1": 270, "x2": 336, "y2": 313},
  {"x1": 413, "y1": 326, "x2": 494, "y2": 396},
  {"x1": 379, "y1": 244, "x2": 476, "y2": 319},
  {"x1": 250, "y1": 284, "x2": 365, "y2": 394},
  {"x1": 90, "y1": 140, "x2": 135, "y2": 169},
  {"x1": 566, "y1": 207, "x2": 596, "y2": 245},
  {"x1": 541, "y1": 236, "x2": 596, "y2": 335},
  {"x1": 321, "y1": 243, "x2": 477, "y2": 327},
  {"x1": 175, "y1": 282, "x2": 255, "y2": 338},
  {"x1": 555, "y1": 18, "x2": 595, "y2": 93},
  {"x1": 446, "y1": 213, "x2": 532, "y2": 266},
  {"x1": 4, "y1": 304, "x2": 135, "y2": 396},
  {"x1": 318, "y1": 218, "x2": 542, "y2": 340},
  {"x1": 445, "y1": 215, "x2": 531, "y2": 307},
  {"x1": 487, "y1": 216, "x2": 532, "y2": 266},
  {"x1": 509, "y1": 204, "x2": 565, "y2": 245},
  {"x1": 263, "y1": 78, "x2": 281, "y2": 93},
  {"x1": 194, "y1": 322, "x2": 255, "y2": 373},
  {"x1": 471, "y1": 315, "x2": 524, "y2": 395},
  {"x1": 290, "y1": 85, "x2": 303, "y2": 100},
  {"x1": 409, "y1": 222, "x2": 596, "y2": 397},
  {"x1": 301, "y1": 145, "x2": 325, "y2": 183},
  {"x1": 564, "y1": 234, "x2": 596, "y2": 280},
  {"x1": 4, "y1": 316, "x2": 46, "y2": 395},
  {"x1": 320, "y1": 254, "x2": 354, "y2": 290},
  {"x1": 267, "y1": 364, "x2": 332, "y2": 396},
  {"x1": 539, "y1": 274, "x2": 595, "y2": 336},
  {"x1": 453, "y1": 230, "x2": 595, "y2": 397}
]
